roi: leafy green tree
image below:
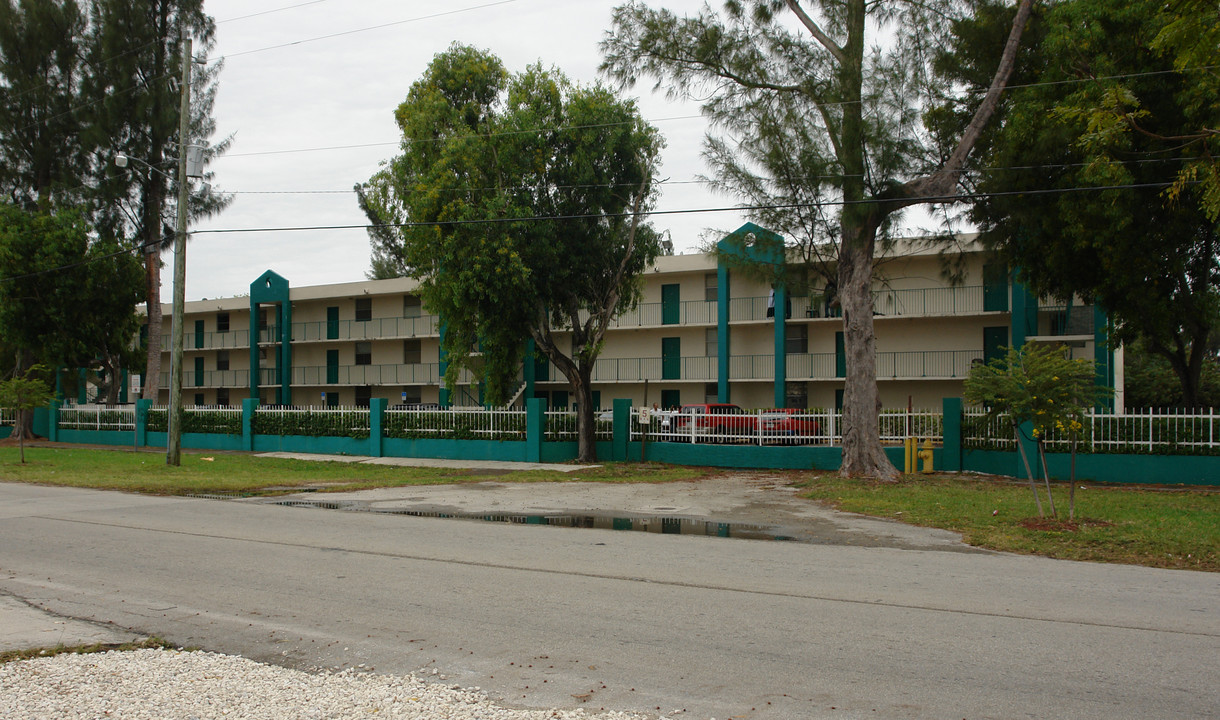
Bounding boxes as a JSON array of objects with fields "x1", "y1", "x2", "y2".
[
  {"x1": 0, "y1": 364, "x2": 53, "y2": 462},
  {"x1": 0, "y1": 0, "x2": 88, "y2": 210},
  {"x1": 600, "y1": 0, "x2": 1035, "y2": 479},
  {"x1": 83, "y1": 0, "x2": 230, "y2": 401},
  {"x1": 364, "y1": 45, "x2": 663, "y2": 462},
  {"x1": 965, "y1": 343, "x2": 1109, "y2": 520},
  {"x1": 938, "y1": 0, "x2": 1219, "y2": 408}
]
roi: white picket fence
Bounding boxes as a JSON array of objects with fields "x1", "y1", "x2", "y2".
[
  {"x1": 57, "y1": 404, "x2": 137, "y2": 432},
  {"x1": 965, "y1": 407, "x2": 1220, "y2": 454}
]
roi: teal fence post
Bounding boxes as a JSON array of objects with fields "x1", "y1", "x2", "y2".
[
  {"x1": 942, "y1": 397, "x2": 962, "y2": 472},
  {"x1": 47, "y1": 400, "x2": 60, "y2": 442},
  {"x1": 526, "y1": 397, "x2": 546, "y2": 463},
  {"x1": 242, "y1": 398, "x2": 259, "y2": 452},
  {"x1": 135, "y1": 399, "x2": 151, "y2": 447},
  {"x1": 369, "y1": 397, "x2": 386, "y2": 457},
  {"x1": 612, "y1": 398, "x2": 632, "y2": 462}
]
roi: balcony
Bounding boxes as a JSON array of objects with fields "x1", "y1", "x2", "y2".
[
  {"x1": 537, "y1": 356, "x2": 719, "y2": 383},
  {"x1": 159, "y1": 369, "x2": 251, "y2": 389},
  {"x1": 259, "y1": 315, "x2": 441, "y2": 344},
  {"x1": 162, "y1": 329, "x2": 251, "y2": 352},
  {"x1": 285, "y1": 363, "x2": 444, "y2": 387},
  {"x1": 730, "y1": 286, "x2": 993, "y2": 323}
]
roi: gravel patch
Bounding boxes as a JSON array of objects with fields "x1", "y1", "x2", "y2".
[{"x1": 0, "y1": 648, "x2": 667, "y2": 720}]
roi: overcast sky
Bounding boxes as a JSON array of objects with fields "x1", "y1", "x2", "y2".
[{"x1": 181, "y1": 0, "x2": 754, "y2": 301}]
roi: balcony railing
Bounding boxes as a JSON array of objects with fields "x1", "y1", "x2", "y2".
[
  {"x1": 160, "y1": 369, "x2": 251, "y2": 389},
  {"x1": 537, "y1": 356, "x2": 719, "y2": 383},
  {"x1": 1037, "y1": 305, "x2": 1095, "y2": 337},
  {"x1": 732, "y1": 286, "x2": 992, "y2": 323},
  {"x1": 162, "y1": 329, "x2": 251, "y2": 352},
  {"x1": 287, "y1": 363, "x2": 444, "y2": 386},
  {"x1": 259, "y1": 315, "x2": 440, "y2": 344}
]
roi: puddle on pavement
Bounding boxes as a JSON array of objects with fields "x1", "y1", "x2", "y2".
[{"x1": 265, "y1": 499, "x2": 802, "y2": 543}]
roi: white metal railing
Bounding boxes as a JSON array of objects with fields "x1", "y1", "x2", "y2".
[
  {"x1": 631, "y1": 407, "x2": 943, "y2": 446},
  {"x1": 543, "y1": 410, "x2": 613, "y2": 442},
  {"x1": 964, "y1": 407, "x2": 1220, "y2": 454},
  {"x1": 57, "y1": 405, "x2": 137, "y2": 432},
  {"x1": 385, "y1": 405, "x2": 525, "y2": 441},
  {"x1": 0, "y1": 406, "x2": 14, "y2": 425}
]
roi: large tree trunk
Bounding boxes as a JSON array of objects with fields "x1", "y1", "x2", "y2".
[
  {"x1": 142, "y1": 244, "x2": 162, "y2": 401},
  {"x1": 571, "y1": 364, "x2": 597, "y2": 463},
  {"x1": 837, "y1": 228, "x2": 900, "y2": 479}
]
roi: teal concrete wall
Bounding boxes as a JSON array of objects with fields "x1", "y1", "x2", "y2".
[
  {"x1": 58, "y1": 429, "x2": 137, "y2": 447},
  {"x1": 385, "y1": 437, "x2": 529, "y2": 462}
]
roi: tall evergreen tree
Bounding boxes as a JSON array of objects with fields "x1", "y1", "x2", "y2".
[
  {"x1": 82, "y1": 0, "x2": 230, "y2": 401},
  {"x1": 0, "y1": 0, "x2": 87, "y2": 210}
]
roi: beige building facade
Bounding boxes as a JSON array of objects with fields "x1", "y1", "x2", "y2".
[{"x1": 136, "y1": 228, "x2": 1121, "y2": 411}]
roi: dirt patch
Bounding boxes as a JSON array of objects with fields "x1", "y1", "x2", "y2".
[{"x1": 1018, "y1": 517, "x2": 1114, "y2": 532}]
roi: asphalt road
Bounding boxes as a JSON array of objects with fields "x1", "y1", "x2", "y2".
[{"x1": 1, "y1": 481, "x2": 1217, "y2": 720}]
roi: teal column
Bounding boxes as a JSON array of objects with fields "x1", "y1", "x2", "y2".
[
  {"x1": 773, "y1": 285, "x2": 787, "y2": 408},
  {"x1": 1093, "y1": 304, "x2": 1115, "y2": 410},
  {"x1": 47, "y1": 400, "x2": 60, "y2": 442},
  {"x1": 77, "y1": 368, "x2": 87, "y2": 404},
  {"x1": 612, "y1": 397, "x2": 631, "y2": 462},
  {"x1": 135, "y1": 399, "x2": 152, "y2": 447},
  {"x1": 524, "y1": 338, "x2": 537, "y2": 402},
  {"x1": 942, "y1": 397, "x2": 963, "y2": 472},
  {"x1": 241, "y1": 397, "x2": 259, "y2": 452},
  {"x1": 1010, "y1": 275, "x2": 1037, "y2": 350},
  {"x1": 717, "y1": 264, "x2": 730, "y2": 403},
  {"x1": 369, "y1": 397, "x2": 386, "y2": 457},
  {"x1": 249, "y1": 300, "x2": 261, "y2": 403},
  {"x1": 438, "y1": 321, "x2": 451, "y2": 408},
  {"x1": 280, "y1": 301, "x2": 293, "y2": 406},
  {"x1": 525, "y1": 396, "x2": 546, "y2": 462}
]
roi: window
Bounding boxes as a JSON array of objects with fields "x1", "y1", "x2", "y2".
[
  {"x1": 216, "y1": 387, "x2": 229, "y2": 407},
  {"x1": 401, "y1": 386, "x2": 422, "y2": 405},
  {"x1": 403, "y1": 339, "x2": 421, "y2": 364},
  {"x1": 786, "y1": 381, "x2": 808, "y2": 409},
  {"x1": 216, "y1": 350, "x2": 229, "y2": 371},
  {"x1": 216, "y1": 312, "x2": 229, "y2": 333},
  {"x1": 355, "y1": 386, "x2": 371, "y2": 408},
  {"x1": 705, "y1": 273, "x2": 718, "y2": 302},
  {"x1": 355, "y1": 342, "x2": 372, "y2": 365},
  {"x1": 786, "y1": 324, "x2": 808, "y2": 354},
  {"x1": 355, "y1": 297, "x2": 372, "y2": 321},
  {"x1": 704, "y1": 382, "x2": 718, "y2": 403},
  {"x1": 705, "y1": 328, "x2": 717, "y2": 357},
  {"x1": 403, "y1": 294, "x2": 421, "y2": 317}
]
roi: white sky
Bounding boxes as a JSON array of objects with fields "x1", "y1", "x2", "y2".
[{"x1": 183, "y1": 0, "x2": 751, "y2": 301}]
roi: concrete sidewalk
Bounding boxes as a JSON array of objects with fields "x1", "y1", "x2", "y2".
[
  {"x1": 0, "y1": 595, "x2": 144, "y2": 654},
  {"x1": 254, "y1": 451, "x2": 598, "y2": 473}
]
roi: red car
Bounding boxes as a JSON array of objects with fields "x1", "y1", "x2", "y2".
[
  {"x1": 670, "y1": 403, "x2": 755, "y2": 440},
  {"x1": 760, "y1": 408, "x2": 821, "y2": 443}
]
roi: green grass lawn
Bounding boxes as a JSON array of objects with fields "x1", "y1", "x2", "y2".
[
  {"x1": 2, "y1": 446, "x2": 1215, "y2": 571},
  {"x1": 798, "y1": 474, "x2": 1220, "y2": 572},
  {"x1": 0, "y1": 445, "x2": 708, "y2": 495}
]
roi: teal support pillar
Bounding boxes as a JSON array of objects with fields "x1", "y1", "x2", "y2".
[
  {"x1": 612, "y1": 397, "x2": 632, "y2": 462},
  {"x1": 1010, "y1": 275, "x2": 1037, "y2": 350},
  {"x1": 942, "y1": 397, "x2": 963, "y2": 472},
  {"x1": 438, "y1": 321, "x2": 451, "y2": 408},
  {"x1": 279, "y1": 300, "x2": 293, "y2": 406},
  {"x1": 524, "y1": 338, "x2": 537, "y2": 403},
  {"x1": 1093, "y1": 304, "x2": 1115, "y2": 410},
  {"x1": 77, "y1": 368, "x2": 87, "y2": 404},
  {"x1": 135, "y1": 399, "x2": 152, "y2": 447},
  {"x1": 526, "y1": 397, "x2": 547, "y2": 463},
  {"x1": 241, "y1": 397, "x2": 259, "y2": 452},
  {"x1": 47, "y1": 400, "x2": 60, "y2": 442},
  {"x1": 773, "y1": 284, "x2": 787, "y2": 408},
  {"x1": 369, "y1": 397, "x2": 386, "y2": 457},
  {"x1": 717, "y1": 264, "x2": 731, "y2": 403}
]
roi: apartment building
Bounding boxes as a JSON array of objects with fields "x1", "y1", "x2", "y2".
[{"x1": 134, "y1": 224, "x2": 1122, "y2": 410}]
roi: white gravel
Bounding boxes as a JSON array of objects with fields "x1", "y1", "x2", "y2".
[{"x1": 0, "y1": 648, "x2": 668, "y2": 720}]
